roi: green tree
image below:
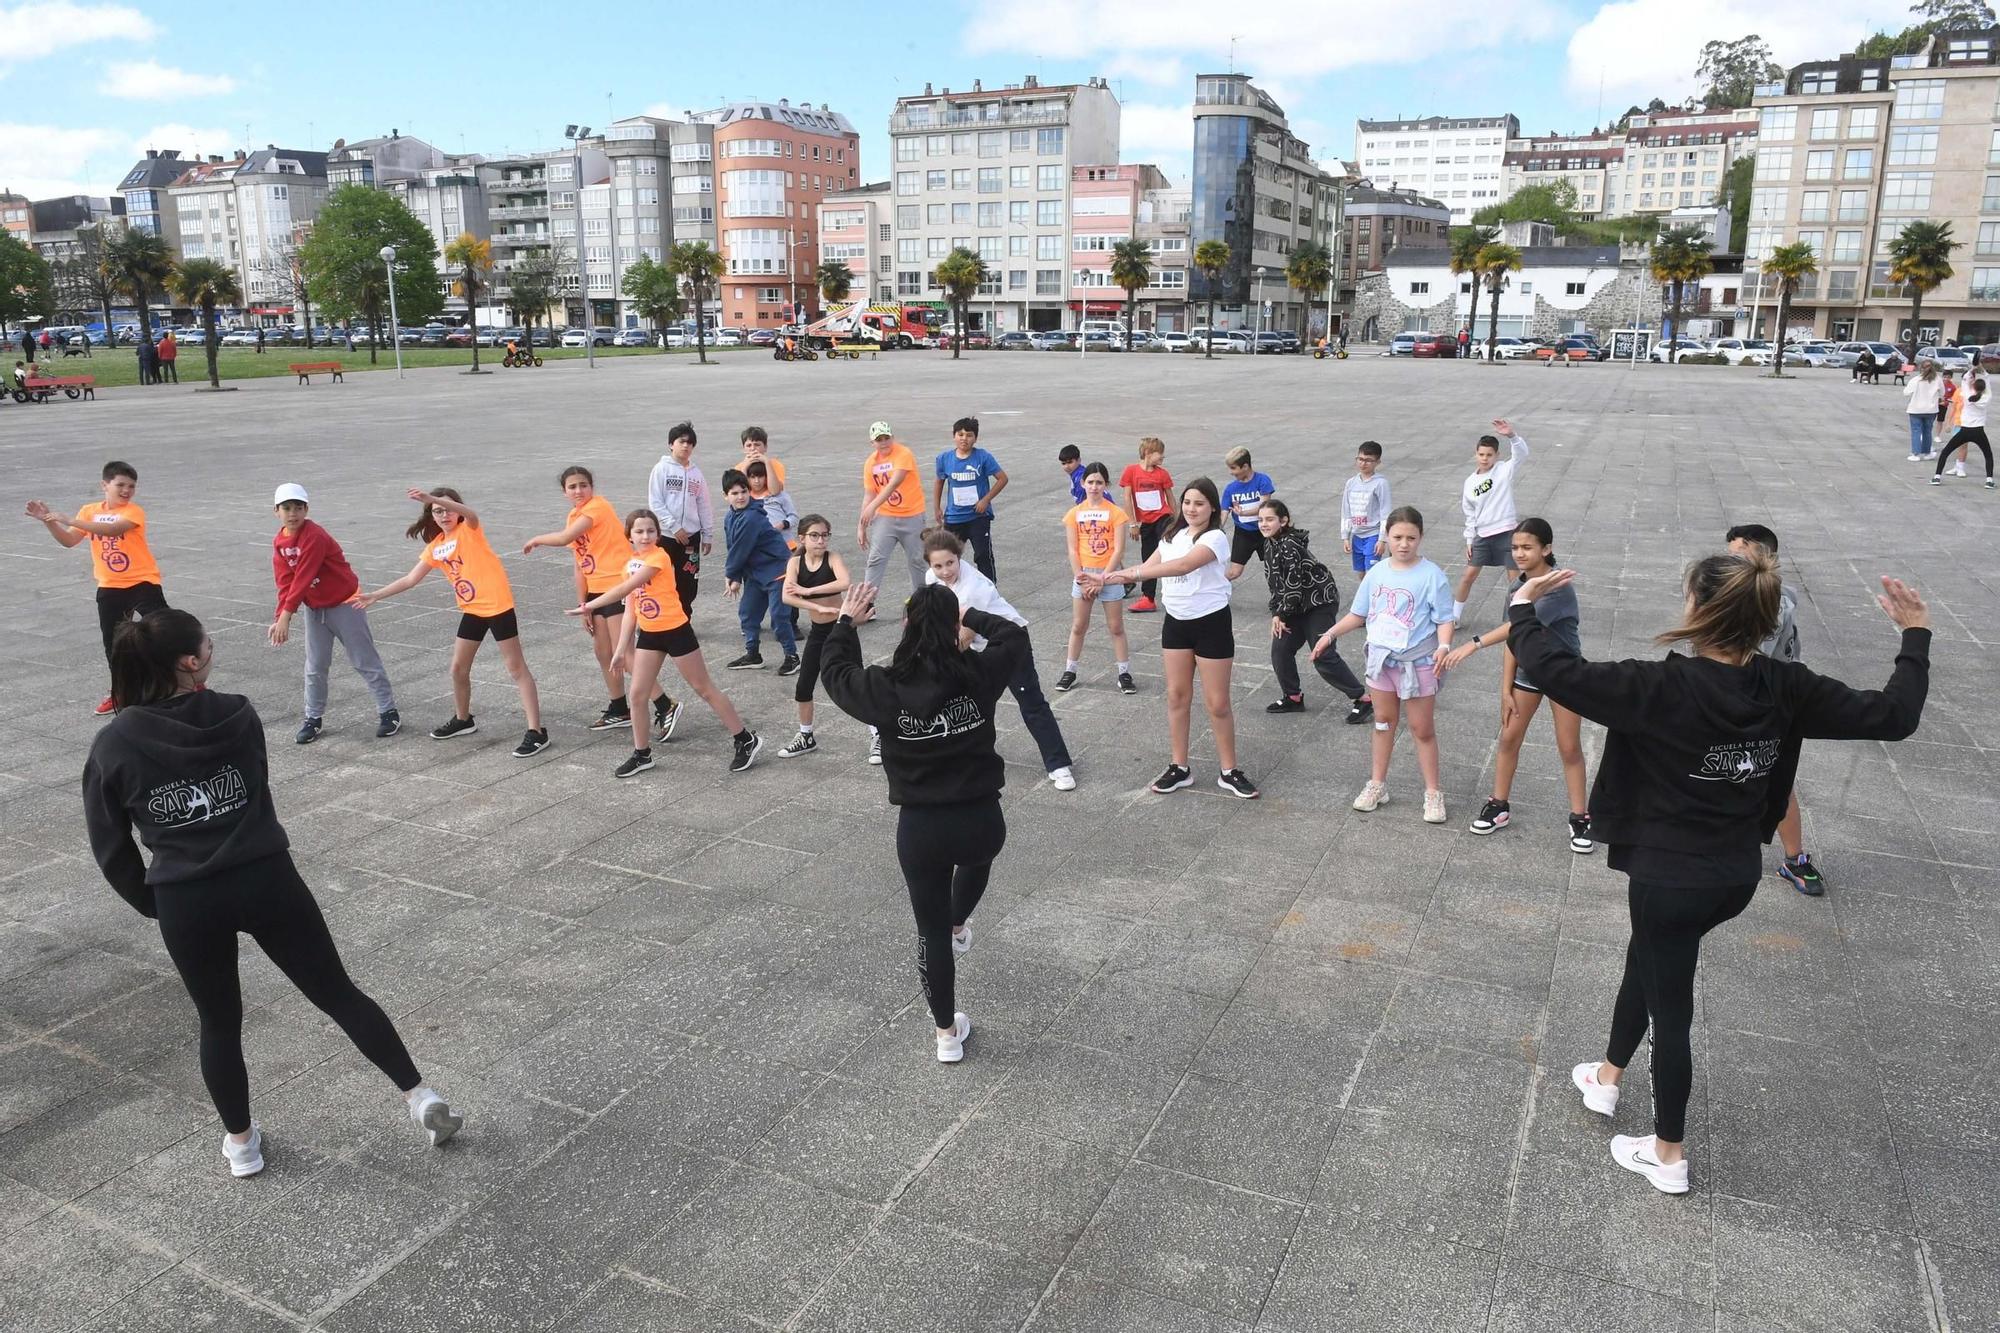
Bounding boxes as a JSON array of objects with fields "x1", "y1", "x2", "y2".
[
  {"x1": 1761, "y1": 241, "x2": 1820, "y2": 376},
  {"x1": 443, "y1": 233, "x2": 493, "y2": 371},
  {"x1": 1650, "y1": 224, "x2": 1715, "y2": 361},
  {"x1": 1919, "y1": 0, "x2": 1997, "y2": 26},
  {"x1": 666, "y1": 240, "x2": 724, "y2": 364},
  {"x1": 1472, "y1": 180, "x2": 1577, "y2": 230},
  {"x1": 1193, "y1": 238, "x2": 1230, "y2": 359},
  {"x1": 1448, "y1": 226, "x2": 1497, "y2": 348},
  {"x1": 1887, "y1": 220, "x2": 1959, "y2": 357},
  {"x1": 1852, "y1": 25, "x2": 1933, "y2": 57},
  {"x1": 815, "y1": 259, "x2": 853, "y2": 307},
  {"x1": 270, "y1": 240, "x2": 315, "y2": 347},
  {"x1": 1474, "y1": 241, "x2": 1523, "y2": 362},
  {"x1": 1723, "y1": 153, "x2": 1756, "y2": 252},
  {"x1": 166, "y1": 258, "x2": 243, "y2": 389},
  {"x1": 620, "y1": 253, "x2": 683, "y2": 345},
  {"x1": 1697, "y1": 35, "x2": 1783, "y2": 108},
  {"x1": 508, "y1": 251, "x2": 560, "y2": 345},
  {"x1": 1284, "y1": 240, "x2": 1335, "y2": 347},
  {"x1": 1110, "y1": 238, "x2": 1153, "y2": 350},
  {"x1": 931, "y1": 247, "x2": 989, "y2": 359},
  {"x1": 99, "y1": 229, "x2": 174, "y2": 342},
  {"x1": 299, "y1": 185, "x2": 442, "y2": 364}
]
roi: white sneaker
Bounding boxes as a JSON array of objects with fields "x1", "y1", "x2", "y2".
[
  {"x1": 409, "y1": 1090, "x2": 463, "y2": 1146},
  {"x1": 1955, "y1": 465, "x2": 1968, "y2": 477},
  {"x1": 222, "y1": 1123, "x2": 264, "y2": 1178},
  {"x1": 1571, "y1": 1062, "x2": 1619, "y2": 1116},
  {"x1": 1049, "y1": 766, "x2": 1077, "y2": 791},
  {"x1": 936, "y1": 1012, "x2": 971, "y2": 1064},
  {"x1": 1422, "y1": 790, "x2": 1447, "y2": 824},
  {"x1": 1352, "y1": 780, "x2": 1389, "y2": 812},
  {"x1": 951, "y1": 924, "x2": 972, "y2": 956},
  {"x1": 867, "y1": 734, "x2": 882, "y2": 765},
  {"x1": 1610, "y1": 1133, "x2": 1690, "y2": 1195}
]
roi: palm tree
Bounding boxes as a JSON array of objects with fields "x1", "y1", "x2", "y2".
[
  {"x1": 100, "y1": 229, "x2": 176, "y2": 343},
  {"x1": 1193, "y1": 239, "x2": 1230, "y2": 359},
  {"x1": 1650, "y1": 224, "x2": 1714, "y2": 365},
  {"x1": 1887, "y1": 221, "x2": 1958, "y2": 363},
  {"x1": 1109, "y1": 238, "x2": 1153, "y2": 351},
  {"x1": 815, "y1": 260, "x2": 853, "y2": 310},
  {"x1": 1474, "y1": 241, "x2": 1523, "y2": 363},
  {"x1": 1448, "y1": 226, "x2": 1496, "y2": 354},
  {"x1": 932, "y1": 247, "x2": 989, "y2": 359},
  {"x1": 442, "y1": 233, "x2": 493, "y2": 372},
  {"x1": 165, "y1": 259, "x2": 241, "y2": 389},
  {"x1": 667, "y1": 240, "x2": 725, "y2": 365},
  {"x1": 1285, "y1": 240, "x2": 1335, "y2": 348},
  {"x1": 1760, "y1": 241, "x2": 1819, "y2": 377}
]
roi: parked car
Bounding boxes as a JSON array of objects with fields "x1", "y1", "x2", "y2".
[
  {"x1": 1275, "y1": 331, "x2": 1301, "y2": 353},
  {"x1": 1031, "y1": 330, "x2": 1072, "y2": 351},
  {"x1": 1080, "y1": 331, "x2": 1122, "y2": 352},
  {"x1": 1474, "y1": 336, "x2": 1537, "y2": 360},
  {"x1": 1917, "y1": 344, "x2": 1974, "y2": 371},
  {"x1": 715, "y1": 328, "x2": 745, "y2": 346},
  {"x1": 218, "y1": 328, "x2": 260, "y2": 347},
  {"x1": 418, "y1": 326, "x2": 451, "y2": 347},
  {"x1": 1154, "y1": 331, "x2": 1193, "y2": 353},
  {"x1": 1709, "y1": 337, "x2": 1773, "y2": 366},
  {"x1": 1252, "y1": 331, "x2": 1289, "y2": 354},
  {"x1": 1824, "y1": 341, "x2": 1903, "y2": 370},
  {"x1": 1389, "y1": 332, "x2": 1420, "y2": 356},
  {"x1": 612, "y1": 329, "x2": 651, "y2": 347},
  {"x1": 745, "y1": 329, "x2": 777, "y2": 346},
  {"x1": 995, "y1": 331, "x2": 1037, "y2": 351},
  {"x1": 1534, "y1": 337, "x2": 1604, "y2": 362},
  {"x1": 1410, "y1": 332, "x2": 1458, "y2": 358},
  {"x1": 444, "y1": 328, "x2": 474, "y2": 347},
  {"x1": 561, "y1": 327, "x2": 616, "y2": 347},
  {"x1": 1648, "y1": 337, "x2": 1708, "y2": 363},
  {"x1": 1792, "y1": 340, "x2": 1837, "y2": 366}
]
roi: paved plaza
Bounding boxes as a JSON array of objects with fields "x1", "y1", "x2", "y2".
[{"x1": 1, "y1": 351, "x2": 1996, "y2": 1332}]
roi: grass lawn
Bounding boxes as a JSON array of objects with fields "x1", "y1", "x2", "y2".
[{"x1": 31, "y1": 342, "x2": 761, "y2": 389}]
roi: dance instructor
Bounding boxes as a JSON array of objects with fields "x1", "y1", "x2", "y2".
[{"x1": 1508, "y1": 555, "x2": 1929, "y2": 1194}]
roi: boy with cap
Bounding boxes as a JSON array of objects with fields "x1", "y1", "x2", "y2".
[
  {"x1": 266, "y1": 483, "x2": 400, "y2": 743},
  {"x1": 859, "y1": 420, "x2": 927, "y2": 596}
]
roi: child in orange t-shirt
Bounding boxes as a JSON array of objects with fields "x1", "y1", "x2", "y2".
[
  {"x1": 23, "y1": 459, "x2": 169, "y2": 715},
  {"x1": 351, "y1": 487, "x2": 548, "y2": 756},
  {"x1": 1056, "y1": 462, "x2": 1134, "y2": 695}
]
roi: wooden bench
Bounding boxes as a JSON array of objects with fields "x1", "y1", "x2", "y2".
[
  {"x1": 17, "y1": 374, "x2": 94, "y2": 401},
  {"x1": 290, "y1": 361, "x2": 345, "y2": 384}
]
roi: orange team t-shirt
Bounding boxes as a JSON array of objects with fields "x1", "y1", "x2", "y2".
[
  {"x1": 1065, "y1": 499, "x2": 1131, "y2": 571},
  {"x1": 624, "y1": 548, "x2": 688, "y2": 633},
  {"x1": 567, "y1": 496, "x2": 634, "y2": 595},
  {"x1": 744, "y1": 455, "x2": 786, "y2": 491},
  {"x1": 862, "y1": 444, "x2": 924, "y2": 518},
  {"x1": 423, "y1": 520, "x2": 514, "y2": 617},
  {"x1": 76, "y1": 501, "x2": 161, "y2": 589}
]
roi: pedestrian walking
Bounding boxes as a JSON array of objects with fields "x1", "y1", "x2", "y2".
[
  {"x1": 1903, "y1": 360, "x2": 1943, "y2": 460},
  {"x1": 159, "y1": 331, "x2": 179, "y2": 384},
  {"x1": 255, "y1": 328, "x2": 266, "y2": 354},
  {"x1": 136, "y1": 337, "x2": 157, "y2": 385}
]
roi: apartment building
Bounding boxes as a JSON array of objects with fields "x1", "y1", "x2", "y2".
[
  {"x1": 1749, "y1": 31, "x2": 2000, "y2": 344},
  {"x1": 1500, "y1": 133, "x2": 1623, "y2": 217},
  {"x1": 384, "y1": 161, "x2": 492, "y2": 317},
  {"x1": 1192, "y1": 74, "x2": 1339, "y2": 335},
  {"x1": 1605, "y1": 108, "x2": 1758, "y2": 217},
  {"x1": 231, "y1": 147, "x2": 328, "y2": 315},
  {"x1": 1353, "y1": 113, "x2": 1519, "y2": 223},
  {"x1": 1138, "y1": 180, "x2": 1193, "y2": 330},
  {"x1": 114, "y1": 150, "x2": 188, "y2": 249},
  {"x1": 326, "y1": 132, "x2": 445, "y2": 188},
  {"x1": 1340, "y1": 182, "x2": 1451, "y2": 276},
  {"x1": 29, "y1": 196, "x2": 123, "y2": 271},
  {"x1": 696, "y1": 99, "x2": 859, "y2": 326},
  {"x1": 888, "y1": 75, "x2": 1121, "y2": 332},
  {"x1": 1068, "y1": 164, "x2": 1190, "y2": 328},
  {"x1": 169, "y1": 154, "x2": 247, "y2": 268},
  {"x1": 818, "y1": 180, "x2": 893, "y2": 306},
  {"x1": 481, "y1": 151, "x2": 562, "y2": 321}
]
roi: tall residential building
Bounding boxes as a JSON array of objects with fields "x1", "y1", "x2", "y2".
[
  {"x1": 1749, "y1": 30, "x2": 2000, "y2": 344},
  {"x1": 1500, "y1": 132, "x2": 1624, "y2": 217},
  {"x1": 1353, "y1": 114, "x2": 1519, "y2": 222},
  {"x1": 696, "y1": 99, "x2": 859, "y2": 326},
  {"x1": 1191, "y1": 74, "x2": 1339, "y2": 335},
  {"x1": 578, "y1": 117, "x2": 687, "y2": 328},
  {"x1": 818, "y1": 180, "x2": 893, "y2": 306},
  {"x1": 1604, "y1": 108, "x2": 1758, "y2": 216},
  {"x1": 169, "y1": 155, "x2": 247, "y2": 269},
  {"x1": 889, "y1": 75, "x2": 1121, "y2": 332},
  {"x1": 1070, "y1": 164, "x2": 1188, "y2": 328},
  {"x1": 385, "y1": 160, "x2": 492, "y2": 318},
  {"x1": 232, "y1": 147, "x2": 329, "y2": 316},
  {"x1": 1340, "y1": 182, "x2": 1451, "y2": 276},
  {"x1": 326, "y1": 132, "x2": 445, "y2": 188},
  {"x1": 1137, "y1": 179, "x2": 1193, "y2": 331},
  {"x1": 480, "y1": 151, "x2": 562, "y2": 321},
  {"x1": 114, "y1": 150, "x2": 188, "y2": 249},
  {"x1": 29, "y1": 195, "x2": 123, "y2": 265}
]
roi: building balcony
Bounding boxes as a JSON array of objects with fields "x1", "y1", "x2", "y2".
[
  {"x1": 1836, "y1": 208, "x2": 1869, "y2": 222},
  {"x1": 492, "y1": 232, "x2": 551, "y2": 248},
  {"x1": 487, "y1": 202, "x2": 549, "y2": 219},
  {"x1": 889, "y1": 105, "x2": 1068, "y2": 133}
]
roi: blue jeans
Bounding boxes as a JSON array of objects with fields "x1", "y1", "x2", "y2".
[
  {"x1": 1909, "y1": 413, "x2": 1935, "y2": 457},
  {"x1": 1007, "y1": 649, "x2": 1071, "y2": 772},
  {"x1": 737, "y1": 576, "x2": 797, "y2": 656}
]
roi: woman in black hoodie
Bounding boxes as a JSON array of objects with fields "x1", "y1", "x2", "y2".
[
  {"x1": 1509, "y1": 555, "x2": 1929, "y2": 1196},
  {"x1": 1256, "y1": 498, "x2": 1370, "y2": 723},
  {"x1": 820, "y1": 580, "x2": 1027, "y2": 1064},
  {"x1": 82, "y1": 610, "x2": 462, "y2": 1179}
]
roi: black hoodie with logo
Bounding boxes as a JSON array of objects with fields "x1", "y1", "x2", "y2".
[{"x1": 82, "y1": 691, "x2": 289, "y2": 916}]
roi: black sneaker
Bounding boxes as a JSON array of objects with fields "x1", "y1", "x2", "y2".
[
  {"x1": 1345, "y1": 697, "x2": 1374, "y2": 725},
  {"x1": 294, "y1": 717, "x2": 323, "y2": 745},
  {"x1": 777, "y1": 654, "x2": 801, "y2": 677},
  {"x1": 726, "y1": 651, "x2": 765, "y2": 670},
  {"x1": 430, "y1": 715, "x2": 477, "y2": 740},
  {"x1": 589, "y1": 706, "x2": 630, "y2": 732},
  {"x1": 1217, "y1": 768, "x2": 1260, "y2": 799},
  {"x1": 1266, "y1": 695, "x2": 1306, "y2": 714},
  {"x1": 614, "y1": 749, "x2": 655, "y2": 779},
  {"x1": 1569, "y1": 814, "x2": 1595, "y2": 855},
  {"x1": 777, "y1": 729, "x2": 817, "y2": 757},
  {"x1": 512, "y1": 728, "x2": 550, "y2": 758},
  {"x1": 730, "y1": 730, "x2": 763, "y2": 773},
  {"x1": 1149, "y1": 763, "x2": 1194, "y2": 793},
  {"x1": 1777, "y1": 852, "x2": 1826, "y2": 896},
  {"x1": 376, "y1": 709, "x2": 401, "y2": 738},
  {"x1": 1470, "y1": 798, "x2": 1511, "y2": 835},
  {"x1": 654, "y1": 697, "x2": 681, "y2": 743},
  {"x1": 1117, "y1": 672, "x2": 1137, "y2": 695},
  {"x1": 1054, "y1": 670, "x2": 1078, "y2": 692}
]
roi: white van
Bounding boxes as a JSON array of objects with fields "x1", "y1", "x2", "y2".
[{"x1": 1078, "y1": 319, "x2": 1127, "y2": 339}]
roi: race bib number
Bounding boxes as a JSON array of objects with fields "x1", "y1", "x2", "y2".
[{"x1": 1136, "y1": 489, "x2": 1162, "y2": 512}]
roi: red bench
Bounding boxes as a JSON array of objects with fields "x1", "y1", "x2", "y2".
[
  {"x1": 289, "y1": 361, "x2": 345, "y2": 384},
  {"x1": 14, "y1": 374, "x2": 94, "y2": 402}
]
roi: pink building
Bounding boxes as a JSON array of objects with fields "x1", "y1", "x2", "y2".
[
  {"x1": 817, "y1": 180, "x2": 890, "y2": 307},
  {"x1": 1070, "y1": 163, "x2": 1185, "y2": 330}
]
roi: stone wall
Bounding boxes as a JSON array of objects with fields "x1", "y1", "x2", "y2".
[
  {"x1": 1524, "y1": 267, "x2": 1664, "y2": 340},
  {"x1": 1348, "y1": 275, "x2": 1457, "y2": 342}
]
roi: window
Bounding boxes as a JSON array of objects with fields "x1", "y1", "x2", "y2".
[
  {"x1": 1410, "y1": 281, "x2": 1430, "y2": 295},
  {"x1": 1991, "y1": 128, "x2": 2000, "y2": 165},
  {"x1": 927, "y1": 203, "x2": 946, "y2": 223},
  {"x1": 1797, "y1": 230, "x2": 1824, "y2": 256},
  {"x1": 1010, "y1": 236, "x2": 1028, "y2": 256},
  {"x1": 1832, "y1": 230, "x2": 1862, "y2": 262},
  {"x1": 1883, "y1": 172, "x2": 1933, "y2": 212},
  {"x1": 1843, "y1": 149, "x2": 1873, "y2": 180},
  {"x1": 1987, "y1": 176, "x2": 2000, "y2": 212},
  {"x1": 1010, "y1": 130, "x2": 1031, "y2": 152},
  {"x1": 978, "y1": 202, "x2": 1001, "y2": 226},
  {"x1": 925, "y1": 170, "x2": 946, "y2": 190},
  {"x1": 1010, "y1": 200, "x2": 1029, "y2": 223},
  {"x1": 898, "y1": 270, "x2": 923, "y2": 295},
  {"x1": 1800, "y1": 190, "x2": 1829, "y2": 222},
  {"x1": 1749, "y1": 187, "x2": 1787, "y2": 221},
  {"x1": 896, "y1": 204, "x2": 919, "y2": 228},
  {"x1": 978, "y1": 132, "x2": 1001, "y2": 158},
  {"x1": 896, "y1": 138, "x2": 919, "y2": 162},
  {"x1": 898, "y1": 238, "x2": 921, "y2": 261},
  {"x1": 1825, "y1": 270, "x2": 1857, "y2": 301},
  {"x1": 1756, "y1": 148, "x2": 1791, "y2": 181},
  {"x1": 927, "y1": 237, "x2": 946, "y2": 257},
  {"x1": 1893, "y1": 78, "x2": 1944, "y2": 120},
  {"x1": 1849, "y1": 107, "x2": 1879, "y2": 139},
  {"x1": 1038, "y1": 164, "x2": 1062, "y2": 191},
  {"x1": 1565, "y1": 282, "x2": 1585, "y2": 296},
  {"x1": 978, "y1": 167, "x2": 1001, "y2": 193},
  {"x1": 1759, "y1": 106, "x2": 1797, "y2": 139},
  {"x1": 1981, "y1": 222, "x2": 2000, "y2": 256},
  {"x1": 1520, "y1": 282, "x2": 1533, "y2": 294},
  {"x1": 1838, "y1": 189, "x2": 1868, "y2": 222},
  {"x1": 1008, "y1": 269, "x2": 1026, "y2": 290},
  {"x1": 951, "y1": 133, "x2": 971, "y2": 155},
  {"x1": 950, "y1": 169, "x2": 970, "y2": 190},
  {"x1": 1037, "y1": 234, "x2": 1061, "y2": 259},
  {"x1": 1008, "y1": 166, "x2": 1030, "y2": 189},
  {"x1": 1037, "y1": 128, "x2": 1064, "y2": 156},
  {"x1": 926, "y1": 135, "x2": 946, "y2": 157},
  {"x1": 1037, "y1": 199, "x2": 1061, "y2": 225},
  {"x1": 1888, "y1": 126, "x2": 1938, "y2": 165},
  {"x1": 1810, "y1": 109, "x2": 1840, "y2": 141},
  {"x1": 896, "y1": 172, "x2": 918, "y2": 196},
  {"x1": 952, "y1": 202, "x2": 971, "y2": 223},
  {"x1": 978, "y1": 236, "x2": 1001, "y2": 260},
  {"x1": 1805, "y1": 151, "x2": 1833, "y2": 181}
]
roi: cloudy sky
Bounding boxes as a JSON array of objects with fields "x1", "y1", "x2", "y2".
[{"x1": 1, "y1": 0, "x2": 1900, "y2": 201}]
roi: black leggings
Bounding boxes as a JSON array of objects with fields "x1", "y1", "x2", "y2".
[
  {"x1": 1137, "y1": 517, "x2": 1167, "y2": 599},
  {"x1": 1605, "y1": 877, "x2": 1756, "y2": 1143},
  {"x1": 154, "y1": 853, "x2": 420, "y2": 1132},
  {"x1": 96, "y1": 582, "x2": 169, "y2": 667},
  {"x1": 1937, "y1": 426, "x2": 1995, "y2": 477},
  {"x1": 896, "y1": 797, "x2": 1006, "y2": 1028},
  {"x1": 1273, "y1": 604, "x2": 1365, "y2": 702},
  {"x1": 794, "y1": 618, "x2": 834, "y2": 704}
]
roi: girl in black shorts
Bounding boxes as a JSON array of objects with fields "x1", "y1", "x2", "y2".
[{"x1": 776, "y1": 513, "x2": 851, "y2": 757}]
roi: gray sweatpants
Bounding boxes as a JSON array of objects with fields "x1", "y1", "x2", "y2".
[
  {"x1": 303, "y1": 602, "x2": 396, "y2": 719},
  {"x1": 864, "y1": 512, "x2": 927, "y2": 595}
]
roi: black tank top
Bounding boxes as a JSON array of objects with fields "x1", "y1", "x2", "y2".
[{"x1": 795, "y1": 552, "x2": 835, "y2": 590}]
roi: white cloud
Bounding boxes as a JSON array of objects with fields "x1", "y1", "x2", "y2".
[
  {"x1": 1119, "y1": 101, "x2": 1194, "y2": 154},
  {"x1": 0, "y1": 123, "x2": 126, "y2": 198},
  {"x1": 1566, "y1": 0, "x2": 1882, "y2": 105},
  {"x1": 100, "y1": 59, "x2": 236, "y2": 99},
  {"x1": 0, "y1": 2, "x2": 154, "y2": 59},
  {"x1": 1103, "y1": 53, "x2": 1187, "y2": 89},
  {"x1": 132, "y1": 123, "x2": 234, "y2": 158}
]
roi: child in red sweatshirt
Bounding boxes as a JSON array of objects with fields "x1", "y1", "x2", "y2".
[{"x1": 265, "y1": 483, "x2": 400, "y2": 743}]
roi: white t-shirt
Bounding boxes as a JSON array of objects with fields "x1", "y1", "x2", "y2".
[{"x1": 1159, "y1": 527, "x2": 1234, "y2": 620}]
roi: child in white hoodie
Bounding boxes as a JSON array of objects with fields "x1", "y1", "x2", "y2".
[{"x1": 1453, "y1": 418, "x2": 1530, "y2": 621}]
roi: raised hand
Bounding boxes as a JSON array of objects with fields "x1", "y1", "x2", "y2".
[{"x1": 1876, "y1": 576, "x2": 1929, "y2": 630}]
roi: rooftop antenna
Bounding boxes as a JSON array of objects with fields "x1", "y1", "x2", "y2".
[
  {"x1": 1229, "y1": 35, "x2": 1241, "y2": 73},
  {"x1": 1595, "y1": 68, "x2": 1605, "y2": 130}
]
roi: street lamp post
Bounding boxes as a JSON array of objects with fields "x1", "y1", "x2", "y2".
[
  {"x1": 379, "y1": 245, "x2": 403, "y2": 379},
  {"x1": 565, "y1": 124, "x2": 595, "y2": 368}
]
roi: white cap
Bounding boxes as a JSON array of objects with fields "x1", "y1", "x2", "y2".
[
  {"x1": 273, "y1": 483, "x2": 309, "y2": 505},
  {"x1": 868, "y1": 420, "x2": 893, "y2": 439}
]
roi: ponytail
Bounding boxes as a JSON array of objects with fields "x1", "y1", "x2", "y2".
[
  {"x1": 109, "y1": 608, "x2": 206, "y2": 709},
  {"x1": 1656, "y1": 552, "x2": 1780, "y2": 659}
]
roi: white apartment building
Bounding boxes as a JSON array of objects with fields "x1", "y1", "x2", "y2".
[
  {"x1": 1603, "y1": 108, "x2": 1758, "y2": 217},
  {"x1": 888, "y1": 75, "x2": 1120, "y2": 331},
  {"x1": 169, "y1": 155, "x2": 246, "y2": 270},
  {"x1": 232, "y1": 147, "x2": 329, "y2": 314},
  {"x1": 1353, "y1": 114, "x2": 1519, "y2": 223},
  {"x1": 385, "y1": 162, "x2": 492, "y2": 317}
]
